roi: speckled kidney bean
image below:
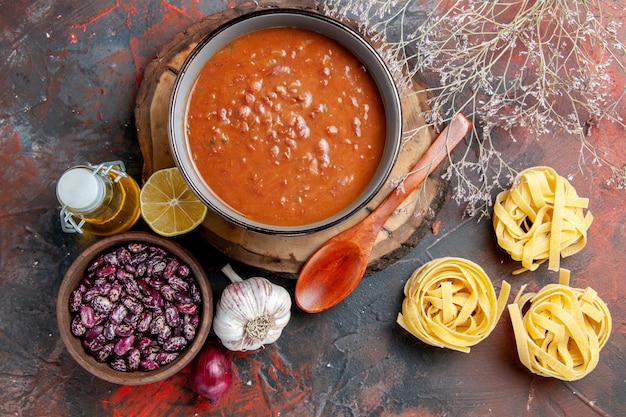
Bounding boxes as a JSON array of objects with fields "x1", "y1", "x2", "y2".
[
  {"x1": 80, "y1": 305, "x2": 96, "y2": 328},
  {"x1": 144, "y1": 290, "x2": 164, "y2": 310},
  {"x1": 114, "y1": 268, "x2": 131, "y2": 281},
  {"x1": 136, "y1": 311, "x2": 153, "y2": 333},
  {"x1": 190, "y1": 283, "x2": 201, "y2": 305},
  {"x1": 126, "y1": 348, "x2": 141, "y2": 371},
  {"x1": 136, "y1": 336, "x2": 153, "y2": 352},
  {"x1": 121, "y1": 296, "x2": 143, "y2": 316},
  {"x1": 103, "y1": 322, "x2": 117, "y2": 341},
  {"x1": 82, "y1": 285, "x2": 103, "y2": 303},
  {"x1": 87, "y1": 255, "x2": 104, "y2": 272},
  {"x1": 151, "y1": 261, "x2": 167, "y2": 277},
  {"x1": 149, "y1": 246, "x2": 167, "y2": 256},
  {"x1": 95, "y1": 343, "x2": 114, "y2": 363},
  {"x1": 109, "y1": 303, "x2": 127, "y2": 325},
  {"x1": 162, "y1": 258, "x2": 179, "y2": 279},
  {"x1": 88, "y1": 334, "x2": 106, "y2": 352},
  {"x1": 71, "y1": 316, "x2": 87, "y2": 337},
  {"x1": 128, "y1": 251, "x2": 148, "y2": 266},
  {"x1": 139, "y1": 360, "x2": 159, "y2": 371},
  {"x1": 116, "y1": 246, "x2": 131, "y2": 264},
  {"x1": 157, "y1": 325, "x2": 172, "y2": 345},
  {"x1": 135, "y1": 278, "x2": 150, "y2": 296},
  {"x1": 123, "y1": 313, "x2": 139, "y2": 327},
  {"x1": 144, "y1": 276, "x2": 164, "y2": 290},
  {"x1": 160, "y1": 285, "x2": 176, "y2": 302},
  {"x1": 163, "y1": 336, "x2": 187, "y2": 352},
  {"x1": 91, "y1": 295, "x2": 113, "y2": 314},
  {"x1": 135, "y1": 263, "x2": 147, "y2": 277},
  {"x1": 88, "y1": 255, "x2": 104, "y2": 272},
  {"x1": 108, "y1": 282, "x2": 122, "y2": 303},
  {"x1": 75, "y1": 282, "x2": 88, "y2": 294},
  {"x1": 96, "y1": 264, "x2": 116, "y2": 279},
  {"x1": 149, "y1": 315, "x2": 166, "y2": 335},
  {"x1": 156, "y1": 351, "x2": 179, "y2": 365},
  {"x1": 177, "y1": 264, "x2": 190, "y2": 278},
  {"x1": 165, "y1": 305, "x2": 180, "y2": 328},
  {"x1": 176, "y1": 303, "x2": 197, "y2": 315},
  {"x1": 103, "y1": 251, "x2": 118, "y2": 266},
  {"x1": 68, "y1": 241, "x2": 202, "y2": 373},
  {"x1": 114, "y1": 323, "x2": 134, "y2": 338},
  {"x1": 120, "y1": 277, "x2": 141, "y2": 299},
  {"x1": 167, "y1": 276, "x2": 189, "y2": 293},
  {"x1": 94, "y1": 312, "x2": 108, "y2": 326},
  {"x1": 69, "y1": 290, "x2": 82, "y2": 313},
  {"x1": 110, "y1": 358, "x2": 128, "y2": 372},
  {"x1": 91, "y1": 277, "x2": 108, "y2": 288},
  {"x1": 127, "y1": 242, "x2": 147, "y2": 253},
  {"x1": 183, "y1": 321, "x2": 196, "y2": 341},
  {"x1": 114, "y1": 335, "x2": 135, "y2": 356},
  {"x1": 84, "y1": 325, "x2": 104, "y2": 341},
  {"x1": 173, "y1": 290, "x2": 193, "y2": 304}
]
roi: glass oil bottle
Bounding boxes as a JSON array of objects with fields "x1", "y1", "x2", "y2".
[{"x1": 56, "y1": 160, "x2": 141, "y2": 236}]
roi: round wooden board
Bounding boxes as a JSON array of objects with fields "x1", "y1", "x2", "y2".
[{"x1": 135, "y1": 0, "x2": 447, "y2": 276}]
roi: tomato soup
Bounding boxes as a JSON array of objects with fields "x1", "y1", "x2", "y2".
[{"x1": 186, "y1": 27, "x2": 386, "y2": 226}]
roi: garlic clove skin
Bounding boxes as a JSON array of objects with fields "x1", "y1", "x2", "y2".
[{"x1": 214, "y1": 276, "x2": 292, "y2": 351}]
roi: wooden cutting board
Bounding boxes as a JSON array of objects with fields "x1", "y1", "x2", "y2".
[{"x1": 134, "y1": 0, "x2": 447, "y2": 275}]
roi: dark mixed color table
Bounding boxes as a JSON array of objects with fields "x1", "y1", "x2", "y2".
[{"x1": 1, "y1": 1, "x2": 625, "y2": 416}]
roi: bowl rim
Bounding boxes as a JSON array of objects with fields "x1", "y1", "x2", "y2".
[
  {"x1": 56, "y1": 231, "x2": 213, "y2": 385},
  {"x1": 169, "y1": 8, "x2": 403, "y2": 236}
]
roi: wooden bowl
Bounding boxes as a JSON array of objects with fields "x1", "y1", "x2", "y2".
[{"x1": 57, "y1": 231, "x2": 212, "y2": 385}]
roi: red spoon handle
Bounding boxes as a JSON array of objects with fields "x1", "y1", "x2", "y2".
[{"x1": 369, "y1": 113, "x2": 472, "y2": 225}]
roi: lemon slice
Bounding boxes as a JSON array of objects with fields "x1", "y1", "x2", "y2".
[{"x1": 140, "y1": 167, "x2": 208, "y2": 236}]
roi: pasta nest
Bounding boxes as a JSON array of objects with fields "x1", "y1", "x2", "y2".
[
  {"x1": 508, "y1": 270, "x2": 612, "y2": 381},
  {"x1": 493, "y1": 166, "x2": 593, "y2": 274},
  {"x1": 397, "y1": 257, "x2": 510, "y2": 353}
]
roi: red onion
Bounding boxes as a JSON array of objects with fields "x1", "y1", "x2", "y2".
[{"x1": 191, "y1": 344, "x2": 233, "y2": 405}]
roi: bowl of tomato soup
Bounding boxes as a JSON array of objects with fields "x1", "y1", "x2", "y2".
[{"x1": 169, "y1": 9, "x2": 402, "y2": 235}]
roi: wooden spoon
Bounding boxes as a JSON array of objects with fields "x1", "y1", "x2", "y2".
[{"x1": 295, "y1": 113, "x2": 472, "y2": 313}]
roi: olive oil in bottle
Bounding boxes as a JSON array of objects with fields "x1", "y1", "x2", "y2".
[{"x1": 56, "y1": 161, "x2": 141, "y2": 236}]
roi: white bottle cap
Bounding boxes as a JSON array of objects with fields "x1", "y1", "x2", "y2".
[{"x1": 56, "y1": 167, "x2": 105, "y2": 212}]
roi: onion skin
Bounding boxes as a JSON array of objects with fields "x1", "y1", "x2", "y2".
[{"x1": 191, "y1": 344, "x2": 233, "y2": 406}]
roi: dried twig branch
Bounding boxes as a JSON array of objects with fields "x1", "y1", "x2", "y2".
[{"x1": 323, "y1": 0, "x2": 626, "y2": 217}]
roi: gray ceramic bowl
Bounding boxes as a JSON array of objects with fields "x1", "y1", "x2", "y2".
[{"x1": 169, "y1": 9, "x2": 402, "y2": 235}]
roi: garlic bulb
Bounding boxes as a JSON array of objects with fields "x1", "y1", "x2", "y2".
[{"x1": 213, "y1": 264, "x2": 291, "y2": 351}]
